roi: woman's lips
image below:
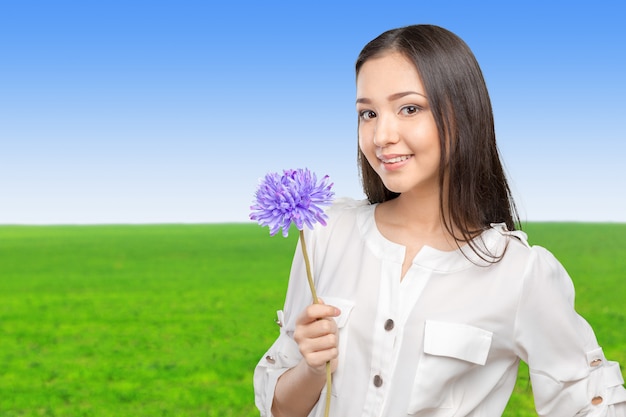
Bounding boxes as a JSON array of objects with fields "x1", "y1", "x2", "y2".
[
  {"x1": 377, "y1": 154, "x2": 414, "y2": 170},
  {"x1": 378, "y1": 154, "x2": 412, "y2": 164}
]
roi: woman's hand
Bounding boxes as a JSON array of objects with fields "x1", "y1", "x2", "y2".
[{"x1": 293, "y1": 300, "x2": 341, "y2": 374}]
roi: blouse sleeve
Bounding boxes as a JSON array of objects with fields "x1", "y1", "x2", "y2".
[
  {"x1": 253, "y1": 230, "x2": 315, "y2": 417},
  {"x1": 513, "y1": 246, "x2": 626, "y2": 416}
]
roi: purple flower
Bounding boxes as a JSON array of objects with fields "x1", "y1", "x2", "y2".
[{"x1": 250, "y1": 168, "x2": 335, "y2": 237}]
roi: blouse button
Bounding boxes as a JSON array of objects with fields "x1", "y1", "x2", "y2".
[
  {"x1": 373, "y1": 375, "x2": 383, "y2": 387},
  {"x1": 265, "y1": 355, "x2": 276, "y2": 364},
  {"x1": 592, "y1": 396, "x2": 603, "y2": 405},
  {"x1": 590, "y1": 358, "x2": 603, "y2": 367},
  {"x1": 384, "y1": 319, "x2": 394, "y2": 331}
]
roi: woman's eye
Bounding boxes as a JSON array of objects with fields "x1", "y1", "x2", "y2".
[
  {"x1": 359, "y1": 110, "x2": 377, "y2": 121},
  {"x1": 401, "y1": 105, "x2": 419, "y2": 115}
]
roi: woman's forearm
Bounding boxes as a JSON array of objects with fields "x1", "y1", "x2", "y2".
[{"x1": 271, "y1": 359, "x2": 327, "y2": 417}]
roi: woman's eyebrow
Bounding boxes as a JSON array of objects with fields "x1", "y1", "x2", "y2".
[
  {"x1": 388, "y1": 91, "x2": 427, "y2": 100},
  {"x1": 356, "y1": 91, "x2": 427, "y2": 105}
]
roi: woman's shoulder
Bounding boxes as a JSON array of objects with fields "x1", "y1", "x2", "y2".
[
  {"x1": 308, "y1": 197, "x2": 371, "y2": 241},
  {"x1": 488, "y1": 224, "x2": 573, "y2": 290},
  {"x1": 328, "y1": 196, "x2": 371, "y2": 211},
  {"x1": 486, "y1": 223, "x2": 565, "y2": 271},
  {"x1": 322, "y1": 197, "x2": 371, "y2": 224}
]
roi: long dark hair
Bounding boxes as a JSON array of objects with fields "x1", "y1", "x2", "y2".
[{"x1": 356, "y1": 25, "x2": 520, "y2": 255}]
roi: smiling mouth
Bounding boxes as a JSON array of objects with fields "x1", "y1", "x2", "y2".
[{"x1": 378, "y1": 155, "x2": 413, "y2": 164}]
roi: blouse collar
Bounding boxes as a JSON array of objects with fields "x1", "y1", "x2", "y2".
[{"x1": 356, "y1": 202, "x2": 517, "y2": 273}]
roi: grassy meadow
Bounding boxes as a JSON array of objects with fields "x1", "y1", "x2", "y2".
[{"x1": 0, "y1": 222, "x2": 624, "y2": 416}]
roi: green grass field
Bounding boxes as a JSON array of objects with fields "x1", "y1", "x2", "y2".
[{"x1": 1, "y1": 222, "x2": 624, "y2": 416}]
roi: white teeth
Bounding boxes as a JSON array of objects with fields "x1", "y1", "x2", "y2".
[{"x1": 380, "y1": 155, "x2": 411, "y2": 163}]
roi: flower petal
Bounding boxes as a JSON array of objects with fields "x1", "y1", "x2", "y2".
[{"x1": 249, "y1": 168, "x2": 334, "y2": 237}]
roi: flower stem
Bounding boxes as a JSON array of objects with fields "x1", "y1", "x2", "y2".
[
  {"x1": 299, "y1": 230, "x2": 319, "y2": 303},
  {"x1": 299, "y1": 230, "x2": 332, "y2": 417}
]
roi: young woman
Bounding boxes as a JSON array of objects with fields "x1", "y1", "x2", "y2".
[{"x1": 254, "y1": 24, "x2": 626, "y2": 417}]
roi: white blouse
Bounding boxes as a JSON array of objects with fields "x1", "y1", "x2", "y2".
[{"x1": 254, "y1": 198, "x2": 626, "y2": 417}]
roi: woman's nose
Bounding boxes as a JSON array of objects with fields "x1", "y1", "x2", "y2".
[{"x1": 373, "y1": 114, "x2": 399, "y2": 147}]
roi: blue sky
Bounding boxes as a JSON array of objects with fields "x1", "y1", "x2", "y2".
[{"x1": 1, "y1": 0, "x2": 624, "y2": 224}]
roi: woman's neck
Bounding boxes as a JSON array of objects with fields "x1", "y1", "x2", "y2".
[{"x1": 375, "y1": 192, "x2": 457, "y2": 252}]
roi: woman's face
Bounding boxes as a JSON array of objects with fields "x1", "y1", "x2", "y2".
[{"x1": 356, "y1": 51, "x2": 441, "y2": 198}]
